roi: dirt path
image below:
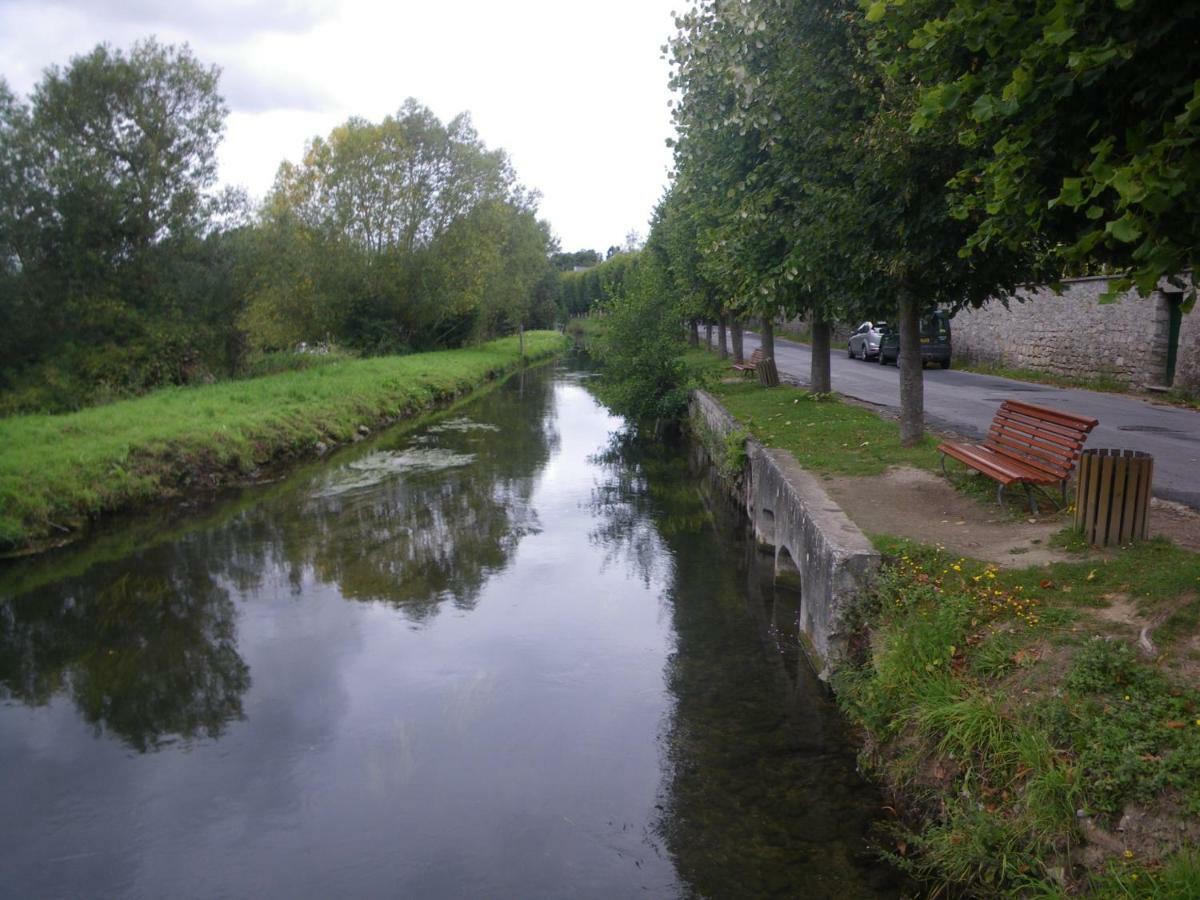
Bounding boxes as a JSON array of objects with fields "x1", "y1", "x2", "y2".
[{"x1": 823, "y1": 466, "x2": 1200, "y2": 567}]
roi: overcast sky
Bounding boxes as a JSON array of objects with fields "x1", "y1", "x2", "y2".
[{"x1": 0, "y1": 0, "x2": 680, "y2": 253}]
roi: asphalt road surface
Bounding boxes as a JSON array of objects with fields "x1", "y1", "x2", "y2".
[{"x1": 721, "y1": 332, "x2": 1200, "y2": 509}]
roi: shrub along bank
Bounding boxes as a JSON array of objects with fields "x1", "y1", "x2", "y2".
[{"x1": 0, "y1": 332, "x2": 567, "y2": 552}]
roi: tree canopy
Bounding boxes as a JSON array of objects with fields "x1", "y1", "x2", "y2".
[
  {"x1": 868, "y1": 0, "x2": 1200, "y2": 301},
  {"x1": 0, "y1": 43, "x2": 560, "y2": 412}
]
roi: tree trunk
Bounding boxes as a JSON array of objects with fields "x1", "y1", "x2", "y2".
[
  {"x1": 810, "y1": 319, "x2": 831, "y2": 394},
  {"x1": 688, "y1": 320, "x2": 699, "y2": 347},
  {"x1": 898, "y1": 292, "x2": 925, "y2": 447},
  {"x1": 760, "y1": 317, "x2": 775, "y2": 360},
  {"x1": 705, "y1": 322, "x2": 713, "y2": 349},
  {"x1": 731, "y1": 321, "x2": 745, "y2": 364},
  {"x1": 717, "y1": 316, "x2": 729, "y2": 359},
  {"x1": 518, "y1": 321, "x2": 525, "y2": 358}
]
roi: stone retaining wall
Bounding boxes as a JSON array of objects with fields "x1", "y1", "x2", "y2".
[
  {"x1": 949, "y1": 277, "x2": 1199, "y2": 393},
  {"x1": 783, "y1": 277, "x2": 1199, "y2": 394},
  {"x1": 689, "y1": 390, "x2": 880, "y2": 678}
]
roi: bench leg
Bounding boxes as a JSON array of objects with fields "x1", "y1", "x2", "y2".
[
  {"x1": 1024, "y1": 483, "x2": 1037, "y2": 515},
  {"x1": 997, "y1": 483, "x2": 1005, "y2": 507}
]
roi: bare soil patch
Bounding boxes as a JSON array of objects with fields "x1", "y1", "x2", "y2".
[
  {"x1": 824, "y1": 466, "x2": 1200, "y2": 567},
  {"x1": 823, "y1": 466, "x2": 1072, "y2": 567},
  {"x1": 1150, "y1": 498, "x2": 1200, "y2": 553}
]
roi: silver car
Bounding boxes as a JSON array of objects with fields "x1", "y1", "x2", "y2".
[{"x1": 847, "y1": 321, "x2": 889, "y2": 360}]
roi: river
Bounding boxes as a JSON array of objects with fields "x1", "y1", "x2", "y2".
[{"x1": 0, "y1": 360, "x2": 901, "y2": 898}]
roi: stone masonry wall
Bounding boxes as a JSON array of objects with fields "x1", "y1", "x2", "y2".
[
  {"x1": 950, "y1": 277, "x2": 1199, "y2": 393},
  {"x1": 1175, "y1": 297, "x2": 1200, "y2": 394}
]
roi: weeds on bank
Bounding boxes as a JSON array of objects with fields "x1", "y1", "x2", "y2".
[
  {"x1": 839, "y1": 538, "x2": 1200, "y2": 896},
  {"x1": 1163, "y1": 388, "x2": 1200, "y2": 410},
  {"x1": 1087, "y1": 849, "x2": 1200, "y2": 898},
  {"x1": 710, "y1": 380, "x2": 940, "y2": 477},
  {"x1": 956, "y1": 360, "x2": 1131, "y2": 394}
]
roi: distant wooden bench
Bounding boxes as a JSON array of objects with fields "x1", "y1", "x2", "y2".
[
  {"x1": 938, "y1": 400, "x2": 1099, "y2": 513},
  {"x1": 731, "y1": 347, "x2": 763, "y2": 376}
]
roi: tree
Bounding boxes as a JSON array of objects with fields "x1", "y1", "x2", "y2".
[
  {"x1": 249, "y1": 102, "x2": 548, "y2": 353},
  {"x1": 28, "y1": 39, "x2": 225, "y2": 273},
  {"x1": 666, "y1": 0, "x2": 1036, "y2": 440},
  {"x1": 550, "y1": 248, "x2": 601, "y2": 271},
  {"x1": 868, "y1": 0, "x2": 1200, "y2": 301},
  {"x1": 268, "y1": 101, "x2": 514, "y2": 258},
  {"x1": 593, "y1": 249, "x2": 693, "y2": 424},
  {"x1": 0, "y1": 39, "x2": 233, "y2": 405}
]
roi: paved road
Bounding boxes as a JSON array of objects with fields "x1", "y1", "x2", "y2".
[{"x1": 721, "y1": 332, "x2": 1200, "y2": 508}]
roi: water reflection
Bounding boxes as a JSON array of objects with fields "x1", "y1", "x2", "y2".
[
  {"x1": 0, "y1": 362, "x2": 898, "y2": 898},
  {"x1": 0, "y1": 558, "x2": 248, "y2": 752},
  {"x1": 0, "y1": 368, "x2": 558, "y2": 752},
  {"x1": 588, "y1": 433, "x2": 902, "y2": 898}
]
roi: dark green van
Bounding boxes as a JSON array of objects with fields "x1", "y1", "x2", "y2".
[{"x1": 878, "y1": 310, "x2": 952, "y2": 369}]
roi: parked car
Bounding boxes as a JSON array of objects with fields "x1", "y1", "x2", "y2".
[
  {"x1": 878, "y1": 311, "x2": 952, "y2": 369},
  {"x1": 847, "y1": 321, "x2": 889, "y2": 360}
]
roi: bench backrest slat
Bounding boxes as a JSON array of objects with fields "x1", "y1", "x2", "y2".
[
  {"x1": 989, "y1": 419, "x2": 1078, "y2": 454},
  {"x1": 993, "y1": 410, "x2": 1089, "y2": 446},
  {"x1": 994, "y1": 408, "x2": 1088, "y2": 444},
  {"x1": 985, "y1": 430, "x2": 1075, "y2": 479},
  {"x1": 987, "y1": 422, "x2": 1082, "y2": 462},
  {"x1": 982, "y1": 400, "x2": 1098, "y2": 480},
  {"x1": 1003, "y1": 399, "x2": 1099, "y2": 432}
]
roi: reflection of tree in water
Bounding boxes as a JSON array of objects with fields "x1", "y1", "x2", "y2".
[
  {"x1": 296, "y1": 475, "x2": 540, "y2": 620},
  {"x1": 0, "y1": 551, "x2": 249, "y2": 753},
  {"x1": 587, "y1": 431, "x2": 900, "y2": 897},
  {"x1": 587, "y1": 430, "x2": 712, "y2": 587},
  {"x1": 250, "y1": 366, "x2": 558, "y2": 621},
  {"x1": 0, "y1": 367, "x2": 560, "y2": 752}
]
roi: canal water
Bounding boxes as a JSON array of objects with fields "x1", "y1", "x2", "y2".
[{"x1": 0, "y1": 361, "x2": 900, "y2": 898}]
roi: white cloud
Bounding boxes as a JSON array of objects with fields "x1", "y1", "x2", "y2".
[
  {"x1": 1, "y1": 0, "x2": 336, "y2": 40},
  {"x1": 0, "y1": 0, "x2": 680, "y2": 251},
  {"x1": 219, "y1": 61, "x2": 335, "y2": 114}
]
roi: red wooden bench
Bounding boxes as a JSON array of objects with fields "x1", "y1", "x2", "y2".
[
  {"x1": 938, "y1": 400, "x2": 1099, "y2": 513},
  {"x1": 731, "y1": 347, "x2": 763, "y2": 376}
]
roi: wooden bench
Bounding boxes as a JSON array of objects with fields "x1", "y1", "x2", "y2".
[
  {"x1": 731, "y1": 347, "x2": 763, "y2": 376},
  {"x1": 938, "y1": 400, "x2": 1099, "y2": 513}
]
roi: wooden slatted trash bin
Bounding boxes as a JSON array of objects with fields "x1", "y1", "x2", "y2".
[
  {"x1": 1074, "y1": 449, "x2": 1153, "y2": 546},
  {"x1": 756, "y1": 356, "x2": 780, "y2": 387}
]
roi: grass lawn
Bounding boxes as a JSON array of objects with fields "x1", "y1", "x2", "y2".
[
  {"x1": 838, "y1": 535, "x2": 1200, "y2": 897},
  {"x1": 706, "y1": 378, "x2": 941, "y2": 477},
  {"x1": 0, "y1": 332, "x2": 567, "y2": 551}
]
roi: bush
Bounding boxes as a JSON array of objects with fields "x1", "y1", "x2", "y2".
[{"x1": 591, "y1": 253, "x2": 694, "y2": 423}]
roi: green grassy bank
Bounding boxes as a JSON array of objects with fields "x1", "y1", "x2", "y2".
[
  {"x1": 709, "y1": 377, "x2": 940, "y2": 477},
  {"x1": 0, "y1": 332, "x2": 568, "y2": 552},
  {"x1": 841, "y1": 538, "x2": 1200, "y2": 897}
]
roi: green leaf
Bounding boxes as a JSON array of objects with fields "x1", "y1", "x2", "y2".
[
  {"x1": 1109, "y1": 169, "x2": 1147, "y2": 203},
  {"x1": 970, "y1": 93, "x2": 999, "y2": 122},
  {"x1": 1105, "y1": 213, "x2": 1143, "y2": 243},
  {"x1": 1044, "y1": 26, "x2": 1076, "y2": 46},
  {"x1": 1050, "y1": 178, "x2": 1085, "y2": 209},
  {"x1": 865, "y1": 2, "x2": 888, "y2": 23}
]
